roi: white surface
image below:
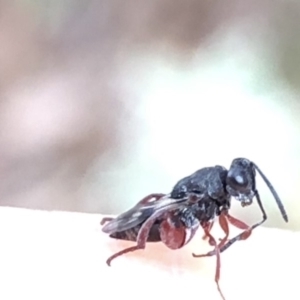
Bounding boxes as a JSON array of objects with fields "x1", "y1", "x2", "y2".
[{"x1": 0, "y1": 206, "x2": 298, "y2": 300}]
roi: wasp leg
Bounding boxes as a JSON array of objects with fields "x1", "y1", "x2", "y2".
[
  {"x1": 105, "y1": 203, "x2": 177, "y2": 266},
  {"x1": 194, "y1": 213, "x2": 229, "y2": 253},
  {"x1": 193, "y1": 226, "x2": 226, "y2": 300},
  {"x1": 202, "y1": 221, "x2": 214, "y2": 241},
  {"x1": 192, "y1": 213, "x2": 251, "y2": 258},
  {"x1": 202, "y1": 216, "x2": 229, "y2": 245},
  {"x1": 197, "y1": 190, "x2": 268, "y2": 256},
  {"x1": 216, "y1": 191, "x2": 267, "y2": 253},
  {"x1": 225, "y1": 213, "x2": 250, "y2": 230},
  {"x1": 217, "y1": 211, "x2": 249, "y2": 243},
  {"x1": 106, "y1": 245, "x2": 142, "y2": 266},
  {"x1": 217, "y1": 213, "x2": 230, "y2": 247},
  {"x1": 105, "y1": 221, "x2": 153, "y2": 266}
]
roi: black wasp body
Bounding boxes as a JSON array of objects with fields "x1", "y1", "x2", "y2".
[
  {"x1": 101, "y1": 158, "x2": 288, "y2": 300},
  {"x1": 170, "y1": 165, "x2": 230, "y2": 221},
  {"x1": 102, "y1": 158, "x2": 288, "y2": 248},
  {"x1": 105, "y1": 165, "x2": 231, "y2": 244}
]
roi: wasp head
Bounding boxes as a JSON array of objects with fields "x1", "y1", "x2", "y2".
[{"x1": 226, "y1": 158, "x2": 256, "y2": 206}]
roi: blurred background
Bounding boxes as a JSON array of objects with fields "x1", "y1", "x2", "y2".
[{"x1": 0, "y1": 0, "x2": 299, "y2": 230}]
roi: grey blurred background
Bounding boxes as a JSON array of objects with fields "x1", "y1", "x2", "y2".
[{"x1": 0, "y1": 0, "x2": 299, "y2": 230}]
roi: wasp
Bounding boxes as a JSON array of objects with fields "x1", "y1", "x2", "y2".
[{"x1": 101, "y1": 158, "x2": 288, "y2": 300}]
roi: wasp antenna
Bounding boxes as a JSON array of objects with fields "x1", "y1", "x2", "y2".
[{"x1": 253, "y1": 163, "x2": 288, "y2": 222}]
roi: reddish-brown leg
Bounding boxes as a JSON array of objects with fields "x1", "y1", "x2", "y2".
[
  {"x1": 194, "y1": 213, "x2": 253, "y2": 257},
  {"x1": 216, "y1": 190, "x2": 268, "y2": 253},
  {"x1": 193, "y1": 227, "x2": 226, "y2": 300},
  {"x1": 202, "y1": 221, "x2": 214, "y2": 241},
  {"x1": 202, "y1": 217, "x2": 229, "y2": 246},
  {"x1": 106, "y1": 245, "x2": 143, "y2": 266},
  {"x1": 217, "y1": 214, "x2": 230, "y2": 248},
  {"x1": 105, "y1": 222, "x2": 154, "y2": 266},
  {"x1": 226, "y1": 213, "x2": 250, "y2": 230},
  {"x1": 105, "y1": 202, "x2": 180, "y2": 266},
  {"x1": 215, "y1": 213, "x2": 253, "y2": 253},
  {"x1": 223, "y1": 213, "x2": 252, "y2": 244},
  {"x1": 193, "y1": 213, "x2": 229, "y2": 255}
]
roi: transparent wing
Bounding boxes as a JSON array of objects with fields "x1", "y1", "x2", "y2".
[{"x1": 101, "y1": 194, "x2": 187, "y2": 234}]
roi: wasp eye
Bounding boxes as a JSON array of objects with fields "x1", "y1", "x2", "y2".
[
  {"x1": 234, "y1": 175, "x2": 247, "y2": 185},
  {"x1": 227, "y1": 172, "x2": 248, "y2": 189}
]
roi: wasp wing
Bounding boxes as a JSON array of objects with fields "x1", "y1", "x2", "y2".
[{"x1": 101, "y1": 194, "x2": 187, "y2": 234}]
